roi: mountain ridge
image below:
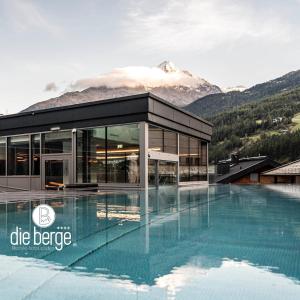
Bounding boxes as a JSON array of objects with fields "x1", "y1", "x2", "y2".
[
  {"x1": 22, "y1": 61, "x2": 221, "y2": 112},
  {"x1": 185, "y1": 69, "x2": 300, "y2": 117}
]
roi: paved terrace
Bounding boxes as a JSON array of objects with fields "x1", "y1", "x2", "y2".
[{"x1": 0, "y1": 188, "x2": 127, "y2": 203}]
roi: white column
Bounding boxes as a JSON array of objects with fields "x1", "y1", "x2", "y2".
[{"x1": 139, "y1": 122, "x2": 149, "y2": 190}]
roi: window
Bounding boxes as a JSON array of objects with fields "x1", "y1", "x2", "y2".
[
  {"x1": 190, "y1": 138, "x2": 200, "y2": 181},
  {"x1": 250, "y1": 173, "x2": 259, "y2": 182},
  {"x1": 149, "y1": 125, "x2": 163, "y2": 152},
  {"x1": 77, "y1": 124, "x2": 140, "y2": 184},
  {"x1": 31, "y1": 134, "x2": 40, "y2": 175},
  {"x1": 179, "y1": 134, "x2": 189, "y2": 181},
  {"x1": 179, "y1": 136, "x2": 207, "y2": 182},
  {"x1": 107, "y1": 124, "x2": 139, "y2": 184},
  {"x1": 77, "y1": 127, "x2": 106, "y2": 183},
  {"x1": 199, "y1": 141, "x2": 207, "y2": 181},
  {"x1": 149, "y1": 125, "x2": 177, "y2": 154},
  {"x1": 43, "y1": 131, "x2": 72, "y2": 154},
  {"x1": 7, "y1": 135, "x2": 29, "y2": 175},
  {"x1": 164, "y1": 130, "x2": 177, "y2": 154},
  {"x1": 0, "y1": 138, "x2": 6, "y2": 176}
]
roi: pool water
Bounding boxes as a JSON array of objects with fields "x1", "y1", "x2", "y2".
[{"x1": 0, "y1": 185, "x2": 300, "y2": 299}]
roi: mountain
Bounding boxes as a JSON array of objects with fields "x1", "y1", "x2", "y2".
[
  {"x1": 22, "y1": 61, "x2": 221, "y2": 112},
  {"x1": 209, "y1": 87, "x2": 300, "y2": 163},
  {"x1": 185, "y1": 70, "x2": 300, "y2": 118}
]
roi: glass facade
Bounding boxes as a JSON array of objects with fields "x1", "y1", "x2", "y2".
[
  {"x1": 0, "y1": 138, "x2": 6, "y2": 176},
  {"x1": 43, "y1": 131, "x2": 72, "y2": 154},
  {"x1": 0, "y1": 122, "x2": 208, "y2": 185},
  {"x1": 31, "y1": 134, "x2": 40, "y2": 176},
  {"x1": 77, "y1": 124, "x2": 140, "y2": 184},
  {"x1": 7, "y1": 135, "x2": 30, "y2": 175}
]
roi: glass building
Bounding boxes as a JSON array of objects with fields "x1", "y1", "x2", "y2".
[{"x1": 0, "y1": 93, "x2": 212, "y2": 190}]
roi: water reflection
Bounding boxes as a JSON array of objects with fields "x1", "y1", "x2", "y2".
[{"x1": 0, "y1": 185, "x2": 300, "y2": 299}]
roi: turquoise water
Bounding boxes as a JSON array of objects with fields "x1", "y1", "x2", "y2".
[{"x1": 0, "y1": 185, "x2": 300, "y2": 299}]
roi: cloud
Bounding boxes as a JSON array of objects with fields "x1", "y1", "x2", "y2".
[
  {"x1": 3, "y1": 0, "x2": 61, "y2": 36},
  {"x1": 69, "y1": 62, "x2": 205, "y2": 91},
  {"x1": 44, "y1": 82, "x2": 58, "y2": 92},
  {"x1": 123, "y1": 0, "x2": 293, "y2": 52}
]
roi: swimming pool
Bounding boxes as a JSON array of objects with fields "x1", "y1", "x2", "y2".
[{"x1": 0, "y1": 185, "x2": 300, "y2": 299}]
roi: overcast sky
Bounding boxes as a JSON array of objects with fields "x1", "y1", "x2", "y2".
[{"x1": 1, "y1": 0, "x2": 300, "y2": 114}]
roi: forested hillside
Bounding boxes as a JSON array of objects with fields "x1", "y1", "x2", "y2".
[
  {"x1": 209, "y1": 88, "x2": 300, "y2": 163},
  {"x1": 185, "y1": 69, "x2": 300, "y2": 117}
]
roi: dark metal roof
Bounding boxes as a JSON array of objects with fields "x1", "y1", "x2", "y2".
[
  {"x1": 216, "y1": 156, "x2": 280, "y2": 184},
  {"x1": 0, "y1": 93, "x2": 212, "y2": 141}
]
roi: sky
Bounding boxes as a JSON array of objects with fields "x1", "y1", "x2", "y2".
[{"x1": 1, "y1": 0, "x2": 300, "y2": 114}]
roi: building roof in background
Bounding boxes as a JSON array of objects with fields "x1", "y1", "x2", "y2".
[
  {"x1": 263, "y1": 159, "x2": 300, "y2": 176},
  {"x1": 216, "y1": 156, "x2": 280, "y2": 184}
]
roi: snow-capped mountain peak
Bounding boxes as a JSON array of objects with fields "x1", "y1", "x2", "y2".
[
  {"x1": 158, "y1": 61, "x2": 179, "y2": 73},
  {"x1": 22, "y1": 61, "x2": 222, "y2": 112}
]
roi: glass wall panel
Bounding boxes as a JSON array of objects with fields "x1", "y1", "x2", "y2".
[
  {"x1": 148, "y1": 159, "x2": 156, "y2": 186},
  {"x1": 7, "y1": 135, "x2": 29, "y2": 175},
  {"x1": 31, "y1": 134, "x2": 40, "y2": 176},
  {"x1": 164, "y1": 130, "x2": 177, "y2": 154},
  {"x1": 158, "y1": 161, "x2": 177, "y2": 185},
  {"x1": 107, "y1": 124, "x2": 139, "y2": 184},
  {"x1": 149, "y1": 125, "x2": 178, "y2": 154},
  {"x1": 200, "y1": 141, "x2": 208, "y2": 181},
  {"x1": 149, "y1": 125, "x2": 163, "y2": 152},
  {"x1": 77, "y1": 128, "x2": 106, "y2": 183},
  {"x1": 179, "y1": 134, "x2": 189, "y2": 182},
  {"x1": 190, "y1": 138, "x2": 200, "y2": 181},
  {"x1": 0, "y1": 138, "x2": 6, "y2": 176},
  {"x1": 43, "y1": 131, "x2": 72, "y2": 154}
]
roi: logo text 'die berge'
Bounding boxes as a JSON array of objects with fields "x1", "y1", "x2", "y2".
[{"x1": 10, "y1": 204, "x2": 72, "y2": 251}]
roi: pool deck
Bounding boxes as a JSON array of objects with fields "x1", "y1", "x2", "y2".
[{"x1": 0, "y1": 188, "x2": 128, "y2": 203}]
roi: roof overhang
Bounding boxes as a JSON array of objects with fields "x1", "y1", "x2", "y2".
[{"x1": 0, "y1": 93, "x2": 213, "y2": 141}]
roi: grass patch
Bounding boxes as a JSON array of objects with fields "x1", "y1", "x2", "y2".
[{"x1": 291, "y1": 113, "x2": 300, "y2": 132}]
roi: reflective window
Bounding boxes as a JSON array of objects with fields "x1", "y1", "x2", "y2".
[
  {"x1": 0, "y1": 138, "x2": 6, "y2": 176},
  {"x1": 179, "y1": 134, "x2": 189, "y2": 182},
  {"x1": 43, "y1": 131, "x2": 72, "y2": 154},
  {"x1": 7, "y1": 135, "x2": 29, "y2": 175},
  {"x1": 149, "y1": 125, "x2": 177, "y2": 154},
  {"x1": 200, "y1": 141, "x2": 207, "y2": 165},
  {"x1": 190, "y1": 138, "x2": 200, "y2": 181},
  {"x1": 164, "y1": 130, "x2": 177, "y2": 154},
  {"x1": 158, "y1": 161, "x2": 177, "y2": 185},
  {"x1": 149, "y1": 125, "x2": 163, "y2": 152},
  {"x1": 179, "y1": 136, "x2": 207, "y2": 182},
  {"x1": 200, "y1": 141, "x2": 207, "y2": 181},
  {"x1": 31, "y1": 134, "x2": 40, "y2": 176},
  {"x1": 107, "y1": 124, "x2": 139, "y2": 184},
  {"x1": 77, "y1": 128, "x2": 106, "y2": 183},
  {"x1": 77, "y1": 124, "x2": 140, "y2": 184}
]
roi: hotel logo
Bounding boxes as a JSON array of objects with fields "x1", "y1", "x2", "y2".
[
  {"x1": 10, "y1": 204, "x2": 72, "y2": 251},
  {"x1": 32, "y1": 204, "x2": 56, "y2": 228}
]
